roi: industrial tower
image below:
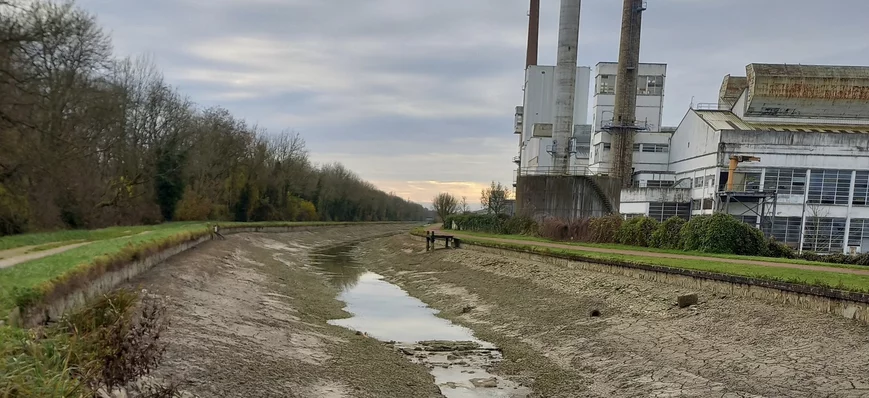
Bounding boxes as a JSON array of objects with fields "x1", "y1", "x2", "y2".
[{"x1": 608, "y1": 0, "x2": 646, "y2": 187}]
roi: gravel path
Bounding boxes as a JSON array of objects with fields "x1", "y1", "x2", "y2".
[
  {"x1": 429, "y1": 226, "x2": 869, "y2": 276},
  {"x1": 358, "y1": 234, "x2": 869, "y2": 397}
]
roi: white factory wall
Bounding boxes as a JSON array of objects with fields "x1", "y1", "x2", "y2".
[{"x1": 519, "y1": 65, "x2": 591, "y2": 170}]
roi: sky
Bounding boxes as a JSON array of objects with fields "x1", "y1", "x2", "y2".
[{"x1": 77, "y1": 0, "x2": 869, "y2": 208}]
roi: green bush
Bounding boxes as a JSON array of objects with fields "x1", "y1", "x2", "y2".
[
  {"x1": 503, "y1": 215, "x2": 538, "y2": 235},
  {"x1": 443, "y1": 214, "x2": 508, "y2": 234},
  {"x1": 766, "y1": 238, "x2": 796, "y2": 259},
  {"x1": 679, "y1": 213, "x2": 767, "y2": 255},
  {"x1": 588, "y1": 214, "x2": 623, "y2": 243},
  {"x1": 649, "y1": 216, "x2": 686, "y2": 249},
  {"x1": 616, "y1": 216, "x2": 659, "y2": 247}
]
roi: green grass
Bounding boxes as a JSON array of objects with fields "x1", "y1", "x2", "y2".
[
  {"x1": 0, "y1": 223, "x2": 201, "y2": 251},
  {"x1": 0, "y1": 221, "x2": 395, "y2": 316},
  {"x1": 458, "y1": 236, "x2": 869, "y2": 294},
  {"x1": 445, "y1": 229, "x2": 869, "y2": 271}
]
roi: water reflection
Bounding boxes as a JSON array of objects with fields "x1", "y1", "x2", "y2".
[{"x1": 309, "y1": 245, "x2": 367, "y2": 290}]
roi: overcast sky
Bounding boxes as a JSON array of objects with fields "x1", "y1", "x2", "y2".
[{"x1": 78, "y1": 0, "x2": 869, "y2": 207}]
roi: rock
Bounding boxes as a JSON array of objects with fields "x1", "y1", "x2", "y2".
[
  {"x1": 677, "y1": 293, "x2": 698, "y2": 308},
  {"x1": 461, "y1": 305, "x2": 475, "y2": 314},
  {"x1": 470, "y1": 377, "x2": 499, "y2": 388},
  {"x1": 447, "y1": 354, "x2": 460, "y2": 361},
  {"x1": 589, "y1": 309, "x2": 601, "y2": 317}
]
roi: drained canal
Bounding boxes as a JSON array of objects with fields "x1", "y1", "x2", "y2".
[{"x1": 310, "y1": 244, "x2": 531, "y2": 398}]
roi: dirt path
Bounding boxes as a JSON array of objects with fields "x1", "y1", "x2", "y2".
[
  {"x1": 429, "y1": 226, "x2": 869, "y2": 276},
  {"x1": 126, "y1": 225, "x2": 441, "y2": 398},
  {"x1": 0, "y1": 242, "x2": 90, "y2": 269},
  {"x1": 358, "y1": 235, "x2": 869, "y2": 397}
]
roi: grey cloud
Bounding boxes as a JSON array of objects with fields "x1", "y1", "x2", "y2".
[{"x1": 78, "y1": 0, "x2": 869, "y2": 203}]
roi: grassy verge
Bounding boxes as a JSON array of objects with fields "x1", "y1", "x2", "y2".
[
  {"x1": 0, "y1": 221, "x2": 401, "y2": 318},
  {"x1": 0, "y1": 223, "x2": 201, "y2": 252},
  {"x1": 456, "y1": 236, "x2": 869, "y2": 294},
  {"x1": 444, "y1": 229, "x2": 868, "y2": 271}
]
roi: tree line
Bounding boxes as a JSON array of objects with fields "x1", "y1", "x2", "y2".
[
  {"x1": 0, "y1": 0, "x2": 427, "y2": 235},
  {"x1": 432, "y1": 181, "x2": 512, "y2": 222}
]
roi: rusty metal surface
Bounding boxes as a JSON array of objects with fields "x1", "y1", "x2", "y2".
[
  {"x1": 693, "y1": 109, "x2": 869, "y2": 134},
  {"x1": 747, "y1": 64, "x2": 869, "y2": 100},
  {"x1": 719, "y1": 75, "x2": 748, "y2": 107}
]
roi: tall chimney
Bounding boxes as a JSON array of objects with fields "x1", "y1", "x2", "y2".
[
  {"x1": 525, "y1": 0, "x2": 540, "y2": 68},
  {"x1": 552, "y1": 0, "x2": 581, "y2": 173},
  {"x1": 610, "y1": 0, "x2": 645, "y2": 187}
]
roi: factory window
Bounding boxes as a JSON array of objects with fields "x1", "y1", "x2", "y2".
[
  {"x1": 603, "y1": 143, "x2": 611, "y2": 151},
  {"x1": 848, "y1": 219, "x2": 869, "y2": 247},
  {"x1": 597, "y1": 75, "x2": 615, "y2": 95},
  {"x1": 705, "y1": 175, "x2": 715, "y2": 187},
  {"x1": 638, "y1": 75, "x2": 664, "y2": 96},
  {"x1": 803, "y1": 217, "x2": 846, "y2": 253},
  {"x1": 641, "y1": 144, "x2": 669, "y2": 153},
  {"x1": 693, "y1": 177, "x2": 704, "y2": 188},
  {"x1": 648, "y1": 202, "x2": 690, "y2": 222},
  {"x1": 646, "y1": 180, "x2": 674, "y2": 188},
  {"x1": 770, "y1": 217, "x2": 803, "y2": 247},
  {"x1": 808, "y1": 169, "x2": 852, "y2": 205},
  {"x1": 853, "y1": 171, "x2": 869, "y2": 206},
  {"x1": 633, "y1": 144, "x2": 641, "y2": 152},
  {"x1": 763, "y1": 168, "x2": 807, "y2": 196}
]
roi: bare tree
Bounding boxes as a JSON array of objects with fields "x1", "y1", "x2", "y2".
[
  {"x1": 481, "y1": 181, "x2": 512, "y2": 215},
  {"x1": 459, "y1": 196, "x2": 470, "y2": 214},
  {"x1": 432, "y1": 192, "x2": 458, "y2": 223}
]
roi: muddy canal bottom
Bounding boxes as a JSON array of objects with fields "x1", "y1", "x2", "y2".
[{"x1": 310, "y1": 245, "x2": 531, "y2": 398}]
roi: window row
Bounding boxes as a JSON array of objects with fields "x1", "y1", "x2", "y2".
[
  {"x1": 648, "y1": 202, "x2": 691, "y2": 222},
  {"x1": 802, "y1": 217, "x2": 847, "y2": 253},
  {"x1": 597, "y1": 75, "x2": 664, "y2": 96}
]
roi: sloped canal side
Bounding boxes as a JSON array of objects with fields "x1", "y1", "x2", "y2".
[
  {"x1": 311, "y1": 245, "x2": 532, "y2": 398},
  {"x1": 122, "y1": 225, "x2": 441, "y2": 398}
]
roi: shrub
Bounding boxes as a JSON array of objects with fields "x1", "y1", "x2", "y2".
[
  {"x1": 680, "y1": 213, "x2": 767, "y2": 255},
  {"x1": 503, "y1": 215, "x2": 538, "y2": 235},
  {"x1": 588, "y1": 214, "x2": 623, "y2": 243},
  {"x1": 650, "y1": 216, "x2": 686, "y2": 249},
  {"x1": 444, "y1": 214, "x2": 508, "y2": 234},
  {"x1": 567, "y1": 218, "x2": 592, "y2": 242},
  {"x1": 539, "y1": 217, "x2": 568, "y2": 240},
  {"x1": 616, "y1": 216, "x2": 659, "y2": 247},
  {"x1": 766, "y1": 238, "x2": 796, "y2": 259}
]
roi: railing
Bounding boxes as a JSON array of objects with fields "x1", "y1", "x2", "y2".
[
  {"x1": 693, "y1": 103, "x2": 730, "y2": 111},
  {"x1": 601, "y1": 119, "x2": 650, "y2": 131},
  {"x1": 515, "y1": 166, "x2": 600, "y2": 177},
  {"x1": 512, "y1": 156, "x2": 521, "y2": 164},
  {"x1": 717, "y1": 183, "x2": 773, "y2": 193}
]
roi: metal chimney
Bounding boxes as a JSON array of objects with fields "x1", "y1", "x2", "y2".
[
  {"x1": 526, "y1": 0, "x2": 540, "y2": 68},
  {"x1": 610, "y1": 0, "x2": 645, "y2": 187},
  {"x1": 552, "y1": 0, "x2": 581, "y2": 173}
]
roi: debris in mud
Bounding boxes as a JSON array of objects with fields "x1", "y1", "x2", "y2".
[
  {"x1": 470, "y1": 377, "x2": 498, "y2": 388},
  {"x1": 678, "y1": 293, "x2": 699, "y2": 308},
  {"x1": 419, "y1": 340, "x2": 482, "y2": 352},
  {"x1": 461, "y1": 305, "x2": 475, "y2": 314}
]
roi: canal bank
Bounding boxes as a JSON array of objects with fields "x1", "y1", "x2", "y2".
[{"x1": 357, "y1": 234, "x2": 869, "y2": 397}]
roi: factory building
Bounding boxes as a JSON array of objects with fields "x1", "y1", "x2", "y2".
[
  {"x1": 512, "y1": 63, "x2": 869, "y2": 253},
  {"x1": 618, "y1": 63, "x2": 869, "y2": 254}
]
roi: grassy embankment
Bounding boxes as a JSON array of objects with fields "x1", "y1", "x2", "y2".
[
  {"x1": 0, "y1": 221, "x2": 369, "y2": 317},
  {"x1": 413, "y1": 228, "x2": 869, "y2": 294}
]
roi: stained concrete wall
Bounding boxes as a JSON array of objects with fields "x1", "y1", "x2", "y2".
[
  {"x1": 461, "y1": 242, "x2": 869, "y2": 325},
  {"x1": 516, "y1": 175, "x2": 621, "y2": 220}
]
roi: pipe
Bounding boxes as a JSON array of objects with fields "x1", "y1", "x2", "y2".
[
  {"x1": 727, "y1": 157, "x2": 738, "y2": 191},
  {"x1": 526, "y1": 0, "x2": 540, "y2": 68},
  {"x1": 552, "y1": 0, "x2": 582, "y2": 173}
]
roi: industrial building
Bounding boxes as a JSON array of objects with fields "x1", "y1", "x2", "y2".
[{"x1": 614, "y1": 64, "x2": 869, "y2": 254}]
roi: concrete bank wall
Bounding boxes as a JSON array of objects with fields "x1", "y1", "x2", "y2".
[
  {"x1": 417, "y1": 235, "x2": 869, "y2": 324},
  {"x1": 16, "y1": 224, "x2": 387, "y2": 327}
]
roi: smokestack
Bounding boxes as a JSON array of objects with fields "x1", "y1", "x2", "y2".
[
  {"x1": 610, "y1": 0, "x2": 645, "y2": 187},
  {"x1": 552, "y1": 0, "x2": 581, "y2": 173},
  {"x1": 525, "y1": 0, "x2": 540, "y2": 68}
]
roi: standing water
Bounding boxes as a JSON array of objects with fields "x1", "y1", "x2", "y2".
[{"x1": 310, "y1": 245, "x2": 531, "y2": 398}]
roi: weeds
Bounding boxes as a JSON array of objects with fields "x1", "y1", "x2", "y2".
[{"x1": 0, "y1": 290, "x2": 181, "y2": 397}]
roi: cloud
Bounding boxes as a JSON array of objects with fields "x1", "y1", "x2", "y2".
[{"x1": 78, "y1": 0, "x2": 869, "y2": 205}]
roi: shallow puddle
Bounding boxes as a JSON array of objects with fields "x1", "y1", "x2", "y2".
[{"x1": 309, "y1": 245, "x2": 531, "y2": 398}]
